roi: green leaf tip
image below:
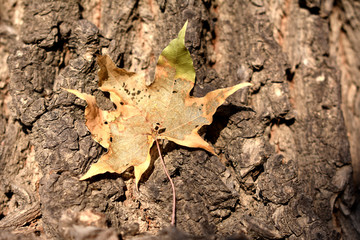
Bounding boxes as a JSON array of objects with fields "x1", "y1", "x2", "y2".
[
  {"x1": 157, "y1": 20, "x2": 195, "y2": 83},
  {"x1": 178, "y1": 20, "x2": 188, "y2": 44}
]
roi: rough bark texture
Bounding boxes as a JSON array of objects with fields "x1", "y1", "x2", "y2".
[{"x1": 0, "y1": 0, "x2": 359, "y2": 239}]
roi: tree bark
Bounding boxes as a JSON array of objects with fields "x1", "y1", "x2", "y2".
[{"x1": 0, "y1": 0, "x2": 359, "y2": 239}]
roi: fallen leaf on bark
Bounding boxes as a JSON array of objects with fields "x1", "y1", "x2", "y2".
[{"x1": 66, "y1": 21, "x2": 251, "y2": 187}]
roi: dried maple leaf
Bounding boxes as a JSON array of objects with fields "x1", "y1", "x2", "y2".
[{"x1": 67, "y1": 21, "x2": 251, "y2": 187}]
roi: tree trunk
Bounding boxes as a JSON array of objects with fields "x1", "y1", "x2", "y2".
[{"x1": 0, "y1": 0, "x2": 359, "y2": 239}]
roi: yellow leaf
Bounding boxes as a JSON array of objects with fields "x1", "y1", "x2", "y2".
[{"x1": 66, "y1": 22, "x2": 251, "y2": 188}]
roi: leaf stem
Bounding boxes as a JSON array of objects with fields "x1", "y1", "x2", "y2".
[{"x1": 155, "y1": 138, "x2": 176, "y2": 226}]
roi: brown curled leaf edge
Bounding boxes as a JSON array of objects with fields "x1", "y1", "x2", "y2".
[{"x1": 66, "y1": 21, "x2": 251, "y2": 188}]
